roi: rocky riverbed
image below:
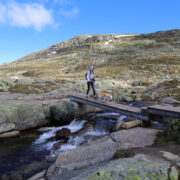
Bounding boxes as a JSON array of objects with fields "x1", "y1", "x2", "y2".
[
  {"x1": 0, "y1": 91, "x2": 179, "y2": 180},
  {"x1": 1, "y1": 108, "x2": 180, "y2": 180}
]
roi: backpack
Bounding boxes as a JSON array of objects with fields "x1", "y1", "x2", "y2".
[{"x1": 85, "y1": 72, "x2": 88, "y2": 80}]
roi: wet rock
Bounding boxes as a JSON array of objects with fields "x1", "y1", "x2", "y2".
[
  {"x1": 50, "y1": 102, "x2": 79, "y2": 125},
  {"x1": 27, "y1": 170, "x2": 46, "y2": 180},
  {"x1": 3, "y1": 172, "x2": 23, "y2": 180},
  {"x1": 95, "y1": 119, "x2": 116, "y2": 132},
  {"x1": 56, "y1": 128, "x2": 71, "y2": 140},
  {"x1": 45, "y1": 128, "x2": 159, "y2": 179},
  {"x1": 0, "y1": 123, "x2": 15, "y2": 134},
  {"x1": 0, "y1": 130, "x2": 20, "y2": 138},
  {"x1": 91, "y1": 112, "x2": 120, "y2": 120},
  {"x1": 113, "y1": 119, "x2": 125, "y2": 131},
  {"x1": 53, "y1": 141, "x2": 65, "y2": 150}
]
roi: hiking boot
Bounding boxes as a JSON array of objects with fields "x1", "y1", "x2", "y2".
[{"x1": 94, "y1": 95, "x2": 99, "y2": 99}]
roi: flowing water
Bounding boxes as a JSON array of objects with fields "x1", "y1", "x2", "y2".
[{"x1": 0, "y1": 112, "x2": 124, "y2": 179}]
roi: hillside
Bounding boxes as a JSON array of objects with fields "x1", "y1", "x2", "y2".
[{"x1": 0, "y1": 29, "x2": 180, "y2": 102}]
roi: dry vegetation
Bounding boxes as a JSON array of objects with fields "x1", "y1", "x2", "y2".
[{"x1": 0, "y1": 30, "x2": 179, "y2": 101}]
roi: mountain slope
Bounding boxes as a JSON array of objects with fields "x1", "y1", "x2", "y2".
[{"x1": 0, "y1": 29, "x2": 179, "y2": 102}]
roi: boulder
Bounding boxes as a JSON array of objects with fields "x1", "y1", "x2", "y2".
[
  {"x1": 17, "y1": 78, "x2": 34, "y2": 86},
  {"x1": 110, "y1": 127, "x2": 159, "y2": 148},
  {"x1": 162, "y1": 97, "x2": 180, "y2": 105},
  {"x1": 160, "y1": 151, "x2": 180, "y2": 168},
  {"x1": 0, "y1": 130, "x2": 20, "y2": 138},
  {"x1": 50, "y1": 102, "x2": 80, "y2": 125},
  {"x1": 46, "y1": 136, "x2": 118, "y2": 179},
  {"x1": 95, "y1": 119, "x2": 115, "y2": 132},
  {"x1": 0, "y1": 101, "x2": 46, "y2": 131},
  {"x1": 0, "y1": 78, "x2": 16, "y2": 91},
  {"x1": 46, "y1": 128, "x2": 159, "y2": 179},
  {"x1": 27, "y1": 170, "x2": 46, "y2": 180},
  {"x1": 0, "y1": 123, "x2": 15, "y2": 134},
  {"x1": 71, "y1": 154, "x2": 178, "y2": 180},
  {"x1": 56, "y1": 128, "x2": 71, "y2": 140},
  {"x1": 113, "y1": 115, "x2": 126, "y2": 131}
]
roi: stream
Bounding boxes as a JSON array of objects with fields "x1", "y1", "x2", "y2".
[{"x1": 0, "y1": 112, "x2": 123, "y2": 180}]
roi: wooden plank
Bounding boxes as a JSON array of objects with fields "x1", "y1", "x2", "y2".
[
  {"x1": 70, "y1": 95, "x2": 149, "y2": 121},
  {"x1": 148, "y1": 105, "x2": 180, "y2": 119}
]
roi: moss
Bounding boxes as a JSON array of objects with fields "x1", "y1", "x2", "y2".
[
  {"x1": 112, "y1": 149, "x2": 136, "y2": 160},
  {"x1": 156, "y1": 118, "x2": 180, "y2": 145}
]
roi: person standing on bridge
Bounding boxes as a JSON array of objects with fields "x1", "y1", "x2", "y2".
[{"x1": 85, "y1": 65, "x2": 97, "y2": 98}]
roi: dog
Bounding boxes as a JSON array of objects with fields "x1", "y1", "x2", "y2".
[{"x1": 97, "y1": 91, "x2": 113, "y2": 102}]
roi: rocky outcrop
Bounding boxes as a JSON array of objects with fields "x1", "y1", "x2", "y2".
[
  {"x1": 71, "y1": 154, "x2": 179, "y2": 180},
  {"x1": 0, "y1": 101, "x2": 46, "y2": 131},
  {"x1": 46, "y1": 128, "x2": 159, "y2": 179},
  {"x1": 0, "y1": 78, "x2": 16, "y2": 91},
  {"x1": 0, "y1": 99, "x2": 103, "y2": 135}
]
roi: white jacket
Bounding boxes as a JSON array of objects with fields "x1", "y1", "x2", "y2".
[{"x1": 86, "y1": 70, "x2": 95, "y2": 82}]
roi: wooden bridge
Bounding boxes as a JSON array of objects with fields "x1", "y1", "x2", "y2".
[{"x1": 70, "y1": 95, "x2": 180, "y2": 122}]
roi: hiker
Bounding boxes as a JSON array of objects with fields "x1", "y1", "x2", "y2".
[{"x1": 86, "y1": 65, "x2": 97, "y2": 98}]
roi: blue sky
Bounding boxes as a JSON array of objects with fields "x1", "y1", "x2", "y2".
[{"x1": 0, "y1": 0, "x2": 180, "y2": 63}]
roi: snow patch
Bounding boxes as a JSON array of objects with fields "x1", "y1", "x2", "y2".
[
  {"x1": 47, "y1": 51, "x2": 57, "y2": 56},
  {"x1": 115, "y1": 34, "x2": 134, "y2": 38}
]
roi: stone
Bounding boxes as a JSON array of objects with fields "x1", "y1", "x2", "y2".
[
  {"x1": 162, "y1": 97, "x2": 180, "y2": 105},
  {"x1": 0, "y1": 101, "x2": 46, "y2": 131},
  {"x1": 91, "y1": 112, "x2": 120, "y2": 120},
  {"x1": 50, "y1": 102, "x2": 80, "y2": 125},
  {"x1": 17, "y1": 78, "x2": 34, "y2": 85},
  {"x1": 53, "y1": 141, "x2": 65, "y2": 150},
  {"x1": 113, "y1": 116, "x2": 126, "y2": 131},
  {"x1": 56, "y1": 128, "x2": 71, "y2": 140},
  {"x1": 160, "y1": 151, "x2": 180, "y2": 167},
  {"x1": 0, "y1": 130, "x2": 20, "y2": 138},
  {"x1": 46, "y1": 136, "x2": 118, "y2": 178},
  {"x1": 110, "y1": 127, "x2": 159, "y2": 149},
  {"x1": 47, "y1": 127, "x2": 159, "y2": 179},
  {"x1": 71, "y1": 155, "x2": 178, "y2": 180},
  {"x1": 122, "y1": 96, "x2": 134, "y2": 102},
  {"x1": 27, "y1": 170, "x2": 46, "y2": 180},
  {"x1": 0, "y1": 123, "x2": 15, "y2": 134},
  {"x1": 0, "y1": 78, "x2": 16, "y2": 91}
]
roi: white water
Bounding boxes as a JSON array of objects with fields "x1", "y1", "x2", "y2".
[
  {"x1": 118, "y1": 115, "x2": 126, "y2": 121},
  {"x1": 92, "y1": 112, "x2": 120, "y2": 119},
  {"x1": 34, "y1": 119, "x2": 87, "y2": 145},
  {"x1": 33, "y1": 113, "x2": 127, "y2": 157}
]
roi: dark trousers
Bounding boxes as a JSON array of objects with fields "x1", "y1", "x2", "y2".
[{"x1": 86, "y1": 82, "x2": 96, "y2": 96}]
